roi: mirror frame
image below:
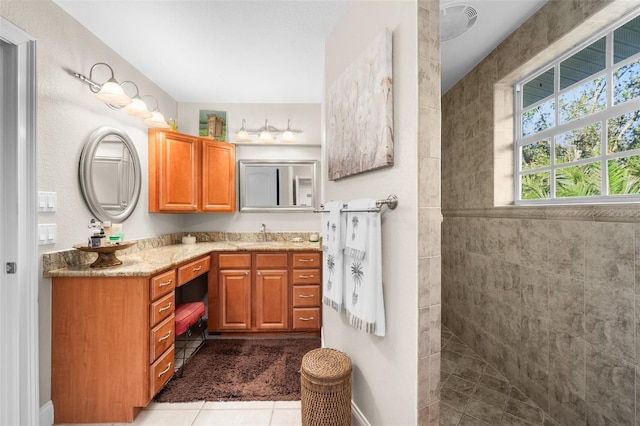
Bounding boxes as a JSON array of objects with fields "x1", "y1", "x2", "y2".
[
  {"x1": 238, "y1": 159, "x2": 319, "y2": 212},
  {"x1": 79, "y1": 126, "x2": 142, "y2": 223}
]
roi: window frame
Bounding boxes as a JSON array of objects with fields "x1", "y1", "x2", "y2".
[{"x1": 514, "y1": 10, "x2": 640, "y2": 205}]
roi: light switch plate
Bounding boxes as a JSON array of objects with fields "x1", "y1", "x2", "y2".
[
  {"x1": 38, "y1": 191, "x2": 57, "y2": 212},
  {"x1": 38, "y1": 223, "x2": 56, "y2": 245}
]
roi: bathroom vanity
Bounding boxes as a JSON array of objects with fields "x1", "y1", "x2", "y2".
[{"x1": 46, "y1": 239, "x2": 321, "y2": 424}]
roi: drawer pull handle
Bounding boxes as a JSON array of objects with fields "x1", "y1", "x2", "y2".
[
  {"x1": 193, "y1": 266, "x2": 202, "y2": 272},
  {"x1": 158, "y1": 279, "x2": 172, "y2": 288},
  {"x1": 298, "y1": 294, "x2": 315, "y2": 298},
  {"x1": 158, "y1": 330, "x2": 172, "y2": 342},
  {"x1": 299, "y1": 274, "x2": 315, "y2": 279},
  {"x1": 158, "y1": 302, "x2": 172, "y2": 313},
  {"x1": 158, "y1": 362, "x2": 172, "y2": 378},
  {"x1": 298, "y1": 259, "x2": 314, "y2": 263},
  {"x1": 299, "y1": 316, "x2": 315, "y2": 321}
]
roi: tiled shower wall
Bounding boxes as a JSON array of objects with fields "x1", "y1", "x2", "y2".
[
  {"x1": 441, "y1": 1, "x2": 640, "y2": 425},
  {"x1": 417, "y1": 0, "x2": 442, "y2": 424}
]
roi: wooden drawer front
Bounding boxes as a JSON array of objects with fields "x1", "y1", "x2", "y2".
[
  {"x1": 292, "y1": 308, "x2": 321, "y2": 330},
  {"x1": 150, "y1": 346, "x2": 175, "y2": 398},
  {"x1": 292, "y1": 253, "x2": 320, "y2": 268},
  {"x1": 150, "y1": 314, "x2": 175, "y2": 363},
  {"x1": 293, "y1": 269, "x2": 320, "y2": 285},
  {"x1": 219, "y1": 253, "x2": 251, "y2": 269},
  {"x1": 150, "y1": 269, "x2": 176, "y2": 300},
  {"x1": 150, "y1": 292, "x2": 175, "y2": 327},
  {"x1": 255, "y1": 253, "x2": 288, "y2": 268},
  {"x1": 293, "y1": 285, "x2": 320, "y2": 307},
  {"x1": 178, "y1": 256, "x2": 210, "y2": 286}
]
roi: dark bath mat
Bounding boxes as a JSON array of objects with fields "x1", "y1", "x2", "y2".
[{"x1": 154, "y1": 337, "x2": 321, "y2": 402}]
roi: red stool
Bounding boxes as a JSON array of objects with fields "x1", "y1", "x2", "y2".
[{"x1": 174, "y1": 302, "x2": 206, "y2": 376}]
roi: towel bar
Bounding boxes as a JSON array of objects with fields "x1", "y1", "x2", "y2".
[{"x1": 314, "y1": 194, "x2": 398, "y2": 213}]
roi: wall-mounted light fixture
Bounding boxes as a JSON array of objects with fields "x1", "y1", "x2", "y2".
[
  {"x1": 73, "y1": 62, "x2": 170, "y2": 128},
  {"x1": 235, "y1": 119, "x2": 302, "y2": 143}
]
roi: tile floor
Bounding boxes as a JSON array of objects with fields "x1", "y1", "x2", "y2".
[
  {"x1": 440, "y1": 326, "x2": 557, "y2": 426},
  {"x1": 58, "y1": 327, "x2": 561, "y2": 426}
]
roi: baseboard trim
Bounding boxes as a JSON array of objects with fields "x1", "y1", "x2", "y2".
[
  {"x1": 39, "y1": 400, "x2": 53, "y2": 426},
  {"x1": 352, "y1": 400, "x2": 371, "y2": 426}
]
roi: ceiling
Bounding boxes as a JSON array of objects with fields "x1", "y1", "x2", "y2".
[{"x1": 54, "y1": 0, "x2": 547, "y2": 103}]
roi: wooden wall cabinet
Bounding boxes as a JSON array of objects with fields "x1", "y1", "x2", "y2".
[
  {"x1": 209, "y1": 251, "x2": 320, "y2": 334},
  {"x1": 149, "y1": 129, "x2": 235, "y2": 213}
]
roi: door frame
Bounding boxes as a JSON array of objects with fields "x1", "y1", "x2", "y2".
[{"x1": 0, "y1": 17, "x2": 39, "y2": 425}]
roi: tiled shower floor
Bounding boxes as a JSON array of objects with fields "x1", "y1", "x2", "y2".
[{"x1": 440, "y1": 326, "x2": 557, "y2": 426}]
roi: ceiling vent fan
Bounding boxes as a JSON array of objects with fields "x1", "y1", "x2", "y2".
[{"x1": 440, "y1": 4, "x2": 478, "y2": 42}]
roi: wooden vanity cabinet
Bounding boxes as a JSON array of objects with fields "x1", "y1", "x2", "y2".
[
  {"x1": 255, "y1": 253, "x2": 289, "y2": 331},
  {"x1": 209, "y1": 251, "x2": 319, "y2": 334},
  {"x1": 291, "y1": 252, "x2": 322, "y2": 330},
  {"x1": 148, "y1": 129, "x2": 235, "y2": 213},
  {"x1": 51, "y1": 269, "x2": 176, "y2": 424}
]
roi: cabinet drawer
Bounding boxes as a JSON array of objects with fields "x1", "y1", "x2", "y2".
[
  {"x1": 292, "y1": 308, "x2": 321, "y2": 330},
  {"x1": 150, "y1": 292, "x2": 175, "y2": 327},
  {"x1": 150, "y1": 346, "x2": 175, "y2": 398},
  {"x1": 178, "y1": 256, "x2": 210, "y2": 286},
  {"x1": 219, "y1": 253, "x2": 251, "y2": 268},
  {"x1": 150, "y1": 314, "x2": 175, "y2": 363},
  {"x1": 150, "y1": 269, "x2": 176, "y2": 300},
  {"x1": 292, "y1": 253, "x2": 320, "y2": 268},
  {"x1": 293, "y1": 285, "x2": 320, "y2": 307},
  {"x1": 292, "y1": 269, "x2": 321, "y2": 284},
  {"x1": 255, "y1": 253, "x2": 288, "y2": 268}
]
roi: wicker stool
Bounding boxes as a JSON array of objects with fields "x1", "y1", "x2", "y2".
[{"x1": 300, "y1": 348, "x2": 352, "y2": 426}]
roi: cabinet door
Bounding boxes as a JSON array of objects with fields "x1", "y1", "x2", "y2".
[
  {"x1": 201, "y1": 139, "x2": 235, "y2": 212},
  {"x1": 255, "y1": 269, "x2": 288, "y2": 330},
  {"x1": 218, "y1": 270, "x2": 251, "y2": 330},
  {"x1": 149, "y1": 130, "x2": 199, "y2": 212}
]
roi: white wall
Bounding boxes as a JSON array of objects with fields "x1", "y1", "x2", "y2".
[
  {"x1": 178, "y1": 103, "x2": 322, "y2": 233},
  {"x1": 323, "y1": 2, "x2": 419, "y2": 425},
  {"x1": 0, "y1": 0, "x2": 183, "y2": 405}
]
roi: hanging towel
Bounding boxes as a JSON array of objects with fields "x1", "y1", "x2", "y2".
[
  {"x1": 343, "y1": 199, "x2": 386, "y2": 337},
  {"x1": 321, "y1": 201, "x2": 345, "y2": 312}
]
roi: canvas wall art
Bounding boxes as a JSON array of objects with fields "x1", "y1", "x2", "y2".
[
  {"x1": 199, "y1": 110, "x2": 227, "y2": 141},
  {"x1": 326, "y1": 28, "x2": 393, "y2": 180}
]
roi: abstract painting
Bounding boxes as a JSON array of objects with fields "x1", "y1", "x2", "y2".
[{"x1": 326, "y1": 28, "x2": 393, "y2": 180}]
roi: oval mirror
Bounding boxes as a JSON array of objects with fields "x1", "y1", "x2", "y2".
[{"x1": 79, "y1": 126, "x2": 142, "y2": 223}]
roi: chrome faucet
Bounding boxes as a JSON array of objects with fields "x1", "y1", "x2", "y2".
[{"x1": 260, "y1": 223, "x2": 267, "y2": 242}]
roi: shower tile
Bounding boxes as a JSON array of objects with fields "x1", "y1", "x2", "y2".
[
  {"x1": 548, "y1": 275, "x2": 584, "y2": 337},
  {"x1": 440, "y1": 402, "x2": 464, "y2": 426},
  {"x1": 546, "y1": 221, "x2": 585, "y2": 279},
  {"x1": 585, "y1": 344, "x2": 635, "y2": 425},
  {"x1": 441, "y1": 387, "x2": 471, "y2": 412},
  {"x1": 549, "y1": 332, "x2": 585, "y2": 397},
  {"x1": 459, "y1": 414, "x2": 492, "y2": 426},
  {"x1": 465, "y1": 397, "x2": 506, "y2": 425},
  {"x1": 444, "y1": 375, "x2": 476, "y2": 396},
  {"x1": 584, "y1": 282, "x2": 634, "y2": 362},
  {"x1": 505, "y1": 398, "x2": 544, "y2": 424},
  {"x1": 520, "y1": 267, "x2": 549, "y2": 318},
  {"x1": 548, "y1": 378, "x2": 586, "y2": 426},
  {"x1": 584, "y1": 222, "x2": 634, "y2": 292},
  {"x1": 478, "y1": 374, "x2": 511, "y2": 396}
]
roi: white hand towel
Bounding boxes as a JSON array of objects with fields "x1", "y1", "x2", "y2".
[
  {"x1": 344, "y1": 202, "x2": 369, "y2": 260},
  {"x1": 343, "y1": 199, "x2": 386, "y2": 336},
  {"x1": 321, "y1": 201, "x2": 345, "y2": 312}
]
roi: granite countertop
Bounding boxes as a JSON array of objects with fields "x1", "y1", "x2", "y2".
[{"x1": 46, "y1": 240, "x2": 321, "y2": 278}]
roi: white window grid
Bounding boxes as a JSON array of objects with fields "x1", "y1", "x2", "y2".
[{"x1": 514, "y1": 10, "x2": 640, "y2": 205}]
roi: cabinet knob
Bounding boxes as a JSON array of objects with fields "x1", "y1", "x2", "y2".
[
  {"x1": 257, "y1": 272, "x2": 261, "y2": 276},
  {"x1": 245, "y1": 271, "x2": 249, "y2": 276}
]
